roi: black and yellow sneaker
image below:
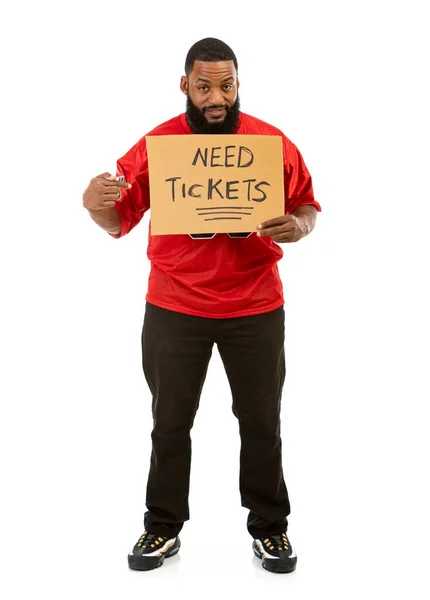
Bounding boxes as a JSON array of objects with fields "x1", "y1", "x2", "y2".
[
  {"x1": 252, "y1": 532, "x2": 297, "y2": 573},
  {"x1": 128, "y1": 531, "x2": 181, "y2": 571}
]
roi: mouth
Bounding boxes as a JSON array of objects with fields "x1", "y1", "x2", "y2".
[{"x1": 204, "y1": 106, "x2": 227, "y2": 119}]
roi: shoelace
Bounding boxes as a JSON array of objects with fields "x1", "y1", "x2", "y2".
[
  {"x1": 262, "y1": 533, "x2": 290, "y2": 551},
  {"x1": 137, "y1": 531, "x2": 166, "y2": 549}
]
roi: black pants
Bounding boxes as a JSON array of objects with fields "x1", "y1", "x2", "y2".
[{"x1": 141, "y1": 302, "x2": 291, "y2": 539}]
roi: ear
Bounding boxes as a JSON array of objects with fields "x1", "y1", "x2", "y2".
[
  {"x1": 237, "y1": 77, "x2": 240, "y2": 90},
  {"x1": 180, "y1": 75, "x2": 188, "y2": 95}
]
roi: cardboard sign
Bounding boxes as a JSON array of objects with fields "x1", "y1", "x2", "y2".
[{"x1": 146, "y1": 134, "x2": 284, "y2": 235}]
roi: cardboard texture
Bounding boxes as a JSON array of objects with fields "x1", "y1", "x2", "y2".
[{"x1": 146, "y1": 134, "x2": 284, "y2": 235}]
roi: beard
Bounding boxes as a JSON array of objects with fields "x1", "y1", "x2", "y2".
[{"x1": 185, "y1": 94, "x2": 241, "y2": 134}]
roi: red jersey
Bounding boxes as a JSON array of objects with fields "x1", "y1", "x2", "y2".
[{"x1": 111, "y1": 112, "x2": 321, "y2": 319}]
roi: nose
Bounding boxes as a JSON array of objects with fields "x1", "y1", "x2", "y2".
[{"x1": 207, "y1": 87, "x2": 224, "y2": 106}]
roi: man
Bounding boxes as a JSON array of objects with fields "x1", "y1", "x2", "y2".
[{"x1": 83, "y1": 37, "x2": 321, "y2": 574}]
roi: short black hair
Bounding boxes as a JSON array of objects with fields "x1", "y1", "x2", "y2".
[{"x1": 185, "y1": 37, "x2": 238, "y2": 75}]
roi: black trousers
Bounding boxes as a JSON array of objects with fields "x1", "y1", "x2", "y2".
[{"x1": 141, "y1": 301, "x2": 291, "y2": 539}]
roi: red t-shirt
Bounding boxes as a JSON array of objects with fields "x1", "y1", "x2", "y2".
[{"x1": 110, "y1": 112, "x2": 321, "y2": 319}]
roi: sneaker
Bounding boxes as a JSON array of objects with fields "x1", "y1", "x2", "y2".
[
  {"x1": 128, "y1": 531, "x2": 181, "y2": 571},
  {"x1": 252, "y1": 532, "x2": 297, "y2": 573}
]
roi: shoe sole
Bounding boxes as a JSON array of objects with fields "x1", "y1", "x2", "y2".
[
  {"x1": 252, "y1": 542, "x2": 297, "y2": 574},
  {"x1": 128, "y1": 538, "x2": 181, "y2": 571}
]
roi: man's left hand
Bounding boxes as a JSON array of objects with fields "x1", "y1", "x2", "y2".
[
  {"x1": 257, "y1": 206, "x2": 318, "y2": 243},
  {"x1": 256, "y1": 214, "x2": 306, "y2": 243}
]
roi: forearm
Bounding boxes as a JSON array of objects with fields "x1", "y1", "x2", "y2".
[
  {"x1": 87, "y1": 207, "x2": 121, "y2": 235},
  {"x1": 291, "y1": 205, "x2": 318, "y2": 237}
]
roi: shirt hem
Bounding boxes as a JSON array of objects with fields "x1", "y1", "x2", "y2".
[{"x1": 145, "y1": 296, "x2": 285, "y2": 319}]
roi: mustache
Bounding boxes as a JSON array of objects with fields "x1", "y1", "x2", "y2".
[{"x1": 203, "y1": 104, "x2": 228, "y2": 111}]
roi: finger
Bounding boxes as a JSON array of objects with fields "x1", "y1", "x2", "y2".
[
  {"x1": 96, "y1": 173, "x2": 132, "y2": 188},
  {"x1": 101, "y1": 187, "x2": 126, "y2": 202},
  {"x1": 257, "y1": 216, "x2": 288, "y2": 230},
  {"x1": 96, "y1": 172, "x2": 122, "y2": 182},
  {"x1": 102, "y1": 193, "x2": 121, "y2": 202},
  {"x1": 102, "y1": 179, "x2": 132, "y2": 189},
  {"x1": 101, "y1": 195, "x2": 119, "y2": 206},
  {"x1": 257, "y1": 223, "x2": 293, "y2": 237},
  {"x1": 100, "y1": 173, "x2": 121, "y2": 182},
  {"x1": 90, "y1": 199, "x2": 118, "y2": 209},
  {"x1": 271, "y1": 234, "x2": 290, "y2": 243}
]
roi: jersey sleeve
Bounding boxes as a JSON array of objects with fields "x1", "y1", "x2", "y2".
[
  {"x1": 109, "y1": 137, "x2": 150, "y2": 238},
  {"x1": 282, "y1": 137, "x2": 321, "y2": 214}
]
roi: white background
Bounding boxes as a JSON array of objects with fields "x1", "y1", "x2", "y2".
[{"x1": 1, "y1": 0, "x2": 429, "y2": 597}]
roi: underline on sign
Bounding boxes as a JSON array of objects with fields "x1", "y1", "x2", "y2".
[
  {"x1": 204, "y1": 217, "x2": 242, "y2": 221},
  {"x1": 198, "y1": 211, "x2": 252, "y2": 216},
  {"x1": 195, "y1": 206, "x2": 254, "y2": 210}
]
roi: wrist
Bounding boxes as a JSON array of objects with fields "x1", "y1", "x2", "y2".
[{"x1": 293, "y1": 214, "x2": 309, "y2": 238}]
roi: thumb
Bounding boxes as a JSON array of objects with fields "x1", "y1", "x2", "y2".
[{"x1": 97, "y1": 172, "x2": 116, "y2": 180}]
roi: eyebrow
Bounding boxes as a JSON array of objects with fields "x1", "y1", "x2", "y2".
[{"x1": 195, "y1": 76, "x2": 234, "y2": 83}]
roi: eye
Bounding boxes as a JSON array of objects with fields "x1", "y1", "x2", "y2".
[
  {"x1": 198, "y1": 85, "x2": 209, "y2": 91},
  {"x1": 223, "y1": 84, "x2": 233, "y2": 90}
]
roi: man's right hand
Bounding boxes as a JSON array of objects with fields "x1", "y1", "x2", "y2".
[{"x1": 83, "y1": 172, "x2": 132, "y2": 211}]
